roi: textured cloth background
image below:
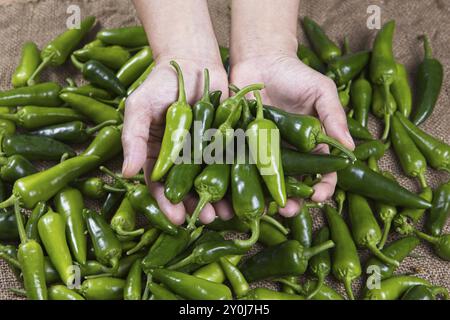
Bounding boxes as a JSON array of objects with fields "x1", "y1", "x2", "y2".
[{"x1": 0, "y1": 0, "x2": 448, "y2": 300}]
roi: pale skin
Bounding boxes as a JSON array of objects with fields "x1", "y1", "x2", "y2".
[{"x1": 125, "y1": 0, "x2": 355, "y2": 225}]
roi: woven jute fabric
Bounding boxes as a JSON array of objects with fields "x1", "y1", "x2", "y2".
[{"x1": 0, "y1": 0, "x2": 448, "y2": 300}]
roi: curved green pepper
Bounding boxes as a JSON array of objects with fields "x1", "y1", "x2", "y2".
[
  {"x1": 97, "y1": 26, "x2": 148, "y2": 47},
  {"x1": 73, "y1": 45, "x2": 130, "y2": 70},
  {"x1": 12, "y1": 41, "x2": 41, "y2": 88},
  {"x1": 402, "y1": 285, "x2": 448, "y2": 300},
  {"x1": 82, "y1": 125, "x2": 123, "y2": 163},
  {"x1": 241, "y1": 287, "x2": 305, "y2": 300},
  {"x1": 48, "y1": 285, "x2": 85, "y2": 300},
  {"x1": 354, "y1": 140, "x2": 387, "y2": 161},
  {"x1": 282, "y1": 148, "x2": 351, "y2": 175},
  {"x1": 60, "y1": 82, "x2": 113, "y2": 100},
  {"x1": 79, "y1": 277, "x2": 125, "y2": 300},
  {"x1": 285, "y1": 176, "x2": 315, "y2": 199},
  {"x1": 116, "y1": 47, "x2": 153, "y2": 87},
  {"x1": 72, "y1": 177, "x2": 108, "y2": 199},
  {"x1": 164, "y1": 164, "x2": 202, "y2": 204},
  {"x1": 307, "y1": 226, "x2": 331, "y2": 299},
  {"x1": 426, "y1": 181, "x2": 450, "y2": 237},
  {"x1": 363, "y1": 275, "x2": 430, "y2": 300},
  {"x1": 297, "y1": 44, "x2": 326, "y2": 73},
  {"x1": 0, "y1": 154, "x2": 37, "y2": 182},
  {"x1": 219, "y1": 257, "x2": 249, "y2": 298},
  {"x1": 327, "y1": 51, "x2": 370, "y2": 86},
  {"x1": 285, "y1": 206, "x2": 312, "y2": 247},
  {"x1": 391, "y1": 63, "x2": 412, "y2": 118},
  {"x1": 347, "y1": 114, "x2": 373, "y2": 141},
  {"x1": 192, "y1": 256, "x2": 242, "y2": 284},
  {"x1": 24, "y1": 201, "x2": 46, "y2": 242},
  {"x1": 124, "y1": 258, "x2": 143, "y2": 300},
  {"x1": 111, "y1": 197, "x2": 144, "y2": 237},
  {"x1": 126, "y1": 228, "x2": 160, "y2": 255},
  {"x1": 397, "y1": 187, "x2": 433, "y2": 223},
  {"x1": 350, "y1": 71, "x2": 372, "y2": 128},
  {"x1": 303, "y1": 279, "x2": 344, "y2": 300},
  {"x1": 302, "y1": 17, "x2": 341, "y2": 63},
  {"x1": 0, "y1": 82, "x2": 62, "y2": 107}
]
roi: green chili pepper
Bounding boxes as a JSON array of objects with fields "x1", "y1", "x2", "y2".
[
  {"x1": 391, "y1": 114, "x2": 428, "y2": 188},
  {"x1": 73, "y1": 45, "x2": 130, "y2": 70},
  {"x1": 84, "y1": 209, "x2": 122, "y2": 271},
  {"x1": 285, "y1": 206, "x2": 313, "y2": 247},
  {"x1": 110, "y1": 197, "x2": 144, "y2": 238},
  {"x1": 324, "y1": 204, "x2": 361, "y2": 300},
  {"x1": 347, "y1": 114, "x2": 373, "y2": 141},
  {"x1": 249, "y1": 102, "x2": 356, "y2": 160},
  {"x1": 152, "y1": 268, "x2": 232, "y2": 300},
  {"x1": 371, "y1": 83, "x2": 397, "y2": 126},
  {"x1": 363, "y1": 275, "x2": 430, "y2": 300},
  {"x1": 23, "y1": 201, "x2": 46, "y2": 243},
  {"x1": 48, "y1": 285, "x2": 85, "y2": 300},
  {"x1": 209, "y1": 90, "x2": 222, "y2": 109},
  {"x1": 0, "y1": 82, "x2": 62, "y2": 107},
  {"x1": 164, "y1": 164, "x2": 202, "y2": 204},
  {"x1": 1, "y1": 135, "x2": 75, "y2": 161},
  {"x1": 145, "y1": 281, "x2": 178, "y2": 300},
  {"x1": 218, "y1": 257, "x2": 249, "y2": 298},
  {"x1": 0, "y1": 106, "x2": 84, "y2": 130},
  {"x1": 334, "y1": 188, "x2": 346, "y2": 214},
  {"x1": 54, "y1": 187, "x2": 87, "y2": 265},
  {"x1": 327, "y1": 51, "x2": 370, "y2": 87},
  {"x1": 338, "y1": 82, "x2": 351, "y2": 109},
  {"x1": 240, "y1": 239, "x2": 334, "y2": 282},
  {"x1": 97, "y1": 26, "x2": 148, "y2": 47},
  {"x1": 370, "y1": 20, "x2": 398, "y2": 141},
  {"x1": 395, "y1": 112, "x2": 450, "y2": 172},
  {"x1": 38, "y1": 208, "x2": 74, "y2": 286},
  {"x1": 351, "y1": 71, "x2": 372, "y2": 128},
  {"x1": 390, "y1": 63, "x2": 412, "y2": 118},
  {"x1": 123, "y1": 258, "x2": 143, "y2": 300},
  {"x1": 402, "y1": 285, "x2": 448, "y2": 300},
  {"x1": 397, "y1": 187, "x2": 433, "y2": 223},
  {"x1": 192, "y1": 256, "x2": 240, "y2": 283},
  {"x1": 60, "y1": 82, "x2": 113, "y2": 100},
  {"x1": 101, "y1": 167, "x2": 178, "y2": 235},
  {"x1": 151, "y1": 61, "x2": 192, "y2": 181},
  {"x1": 79, "y1": 277, "x2": 125, "y2": 300},
  {"x1": 0, "y1": 155, "x2": 37, "y2": 183},
  {"x1": 354, "y1": 140, "x2": 387, "y2": 161},
  {"x1": 71, "y1": 177, "x2": 108, "y2": 199},
  {"x1": 241, "y1": 287, "x2": 305, "y2": 300},
  {"x1": 116, "y1": 47, "x2": 153, "y2": 87},
  {"x1": 60, "y1": 92, "x2": 123, "y2": 125},
  {"x1": 285, "y1": 176, "x2": 315, "y2": 199},
  {"x1": 82, "y1": 125, "x2": 123, "y2": 163},
  {"x1": 347, "y1": 193, "x2": 399, "y2": 266},
  {"x1": 366, "y1": 236, "x2": 420, "y2": 280},
  {"x1": 307, "y1": 227, "x2": 331, "y2": 299},
  {"x1": 0, "y1": 108, "x2": 16, "y2": 145},
  {"x1": 297, "y1": 44, "x2": 326, "y2": 73},
  {"x1": 247, "y1": 91, "x2": 286, "y2": 207},
  {"x1": 0, "y1": 209, "x2": 18, "y2": 241},
  {"x1": 411, "y1": 35, "x2": 443, "y2": 125},
  {"x1": 302, "y1": 17, "x2": 341, "y2": 63},
  {"x1": 282, "y1": 148, "x2": 350, "y2": 175},
  {"x1": 13, "y1": 202, "x2": 47, "y2": 299},
  {"x1": 126, "y1": 228, "x2": 159, "y2": 255},
  {"x1": 426, "y1": 181, "x2": 450, "y2": 237},
  {"x1": 12, "y1": 41, "x2": 41, "y2": 88},
  {"x1": 258, "y1": 220, "x2": 288, "y2": 247},
  {"x1": 71, "y1": 57, "x2": 127, "y2": 97},
  {"x1": 26, "y1": 16, "x2": 95, "y2": 85},
  {"x1": 303, "y1": 279, "x2": 345, "y2": 300},
  {"x1": 337, "y1": 160, "x2": 431, "y2": 209}
]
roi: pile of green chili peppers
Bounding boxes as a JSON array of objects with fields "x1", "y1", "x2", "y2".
[{"x1": 0, "y1": 16, "x2": 448, "y2": 302}]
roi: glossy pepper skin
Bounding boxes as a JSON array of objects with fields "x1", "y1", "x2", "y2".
[
  {"x1": 101, "y1": 181, "x2": 125, "y2": 220},
  {"x1": 281, "y1": 148, "x2": 350, "y2": 175},
  {"x1": 426, "y1": 181, "x2": 450, "y2": 237},
  {"x1": 285, "y1": 176, "x2": 314, "y2": 199},
  {"x1": 152, "y1": 269, "x2": 232, "y2": 300},
  {"x1": 411, "y1": 35, "x2": 443, "y2": 125},
  {"x1": 297, "y1": 44, "x2": 326, "y2": 73},
  {"x1": 327, "y1": 51, "x2": 370, "y2": 87},
  {"x1": 48, "y1": 285, "x2": 85, "y2": 300},
  {"x1": 366, "y1": 236, "x2": 420, "y2": 280},
  {"x1": 397, "y1": 187, "x2": 433, "y2": 223},
  {"x1": 186, "y1": 164, "x2": 231, "y2": 230},
  {"x1": 0, "y1": 155, "x2": 37, "y2": 182},
  {"x1": 126, "y1": 228, "x2": 160, "y2": 255},
  {"x1": 24, "y1": 202, "x2": 46, "y2": 242},
  {"x1": 151, "y1": 61, "x2": 192, "y2": 182},
  {"x1": 12, "y1": 41, "x2": 41, "y2": 88},
  {"x1": 0, "y1": 106, "x2": 84, "y2": 130},
  {"x1": 302, "y1": 17, "x2": 341, "y2": 63},
  {"x1": 124, "y1": 259, "x2": 143, "y2": 300},
  {"x1": 285, "y1": 206, "x2": 312, "y2": 248},
  {"x1": 247, "y1": 92, "x2": 286, "y2": 208},
  {"x1": 347, "y1": 115, "x2": 373, "y2": 141},
  {"x1": 354, "y1": 140, "x2": 387, "y2": 161},
  {"x1": 27, "y1": 16, "x2": 96, "y2": 86},
  {"x1": 240, "y1": 239, "x2": 334, "y2": 282},
  {"x1": 391, "y1": 114, "x2": 428, "y2": 188},
  {"x1": 193, "y1": 255, "x2": 242, "y2": 284},
  {"x1": 60, "y1": 92, "x2": 123, "y2": 125},
  {"x1": 71, "y1": 57, "x2": 127, "y2": 97},
  {"x1": 73, "y1": 45, "x2": 130, "y2": 70},
  {"x1": 391, "y1": 63, "x2": 412, "y2": 118},
  {"x1": 337, "y1": 160, "x2": 432, "y2": 209},
  {"x1": 111, "y1": 197, "x2": 144, "y2": 237},
  {"x1": 249, "y1": 102, "x2": 356, "y2": 160},
  {"x1": 218, "y1": 257, "x2": 249, "y2": 298},
  {"x1": 347, "y1": 193, "x2": 399, "y2": 266},
  {"x1": 0, "y1": 209, "x2": 18, "y2": 241},
  {"x1": 164, "y1": 164, "x2": 202, "y2": 204},
  {"x1": 395, "y1": 112, "x2": 450, "y2": 172},
  {"x1": 72, "y1": 177, "x2": 107, "y2": 200},
  {"x1": 241, "y1": 287, "x2": 304, "y2": 300},
  {"x1": 307, "y1": 227, "x2": 331, "y2": 300},
  {"x1": 116, "y1": 47, "x2": 153, "y2": 87},
  {"x1": 82, "y1": 125, "x2": 123, "y2": 163},
  {"x1": 303, "y1": 279, "x2": 344, "y2": 300},
  {"x1": 79, "y1": 277, "x2": 125, "y2": 300},
  {"x1": 97, "y1": 26, "x2": 148, "y2": 47},
  {"x1": 84, "y1": 209, "x2": 122, "y2": 271},
  {"x1": 351, "y1": 71, "x2": 373, "y2": 128},
  {"x1": 363, "y1": 275, "x2": 430, "y2": 300},
  {"x1": 0, "y1": 82, "x2": 62, "y2": 107},
  {"x1": 401, "y1": 285, "x2": 449, "y2": 300},
  {"x1": 324, "y1": 205, "x2": 361, "y2": 300},
  {"x1": 38, "y1": 209, "x2": 74, "y2": 286},
  {"x1": 60, "y1": 83, "x2": 113, "y2": 100},
  {"x1": 54, "y1": 187, "x2": 87, "y2": 265}
]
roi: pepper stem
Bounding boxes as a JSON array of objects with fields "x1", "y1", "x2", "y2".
[
  {"x1": 233, "y1": 219, "x2": 260, "y2": 248},
  {"x1": 187, "y1": 226, "x2": 205, "y2": 247},
  {"x1": 142, "y1": 275, "x2": 152, "y2": 300},
  {"x1": 304, "y1": 240, "x2": 335, "y2": 259},
  {"x1": 368, "y1": 156, "x2": 379, "y2": 172},
  {"x1": 254, "y1": 91, "x2": 264, "y2": 120},
  {"x1": 8, "y1": 288, "x2": 27, "y2": 297},
  {"x1": 14, "y1": 201, "x2": 27, "y2": 244},
  {"x1": 343, "y1": 277, "x2": 355, "y2": 300},
  {"x1": 126, "y1": 229, "x2": 159, "y2": 255},
  {"x1": 316, "y1": 133, "x2": 356, "y2": 162},
  {"x1": 27, "y1": 53, "x2": 55, "y2": 86},
  {"x1": 170, "y1": 61, "x2": 187, "y2": 104},
  {"x1": 114, "y1": 225, "x2": 145, "y2": 237},
  {"x1": 0, "y1": 113, "x2": 18, "y2": 123},
  {"x1": 419, "y1": 35, "x2": 433, "y2": 59},
  {"x1": 378, "y1": 218, "x2": 392, "y2": 250},
  {"x1": 166, "y1": 252, "x2": 195, "y2": 270},
  {"x1": 366, "y1": 242, "x2": 399, "y2": 267},
  {"x1": 99, "y1": 166, "x2": 132, "y2": 191},
  {"x1": 274, "y1": 278, "x2": 305, "y2": 295},
  {"x1": 186, "y1": 194, "x2": 211, "y2": 231},
  {"x1": 65, "y1": 78, "x2": 76, "y2": 87},
  {"x1": 306, "y1": 273, "x2": 324, "y2": 300},
  {"x1": 231, "y1": 83, "x2": 264, "y2": 101},
  {"x1": 201, "y1": 69, "x2": 211, "y2": 103},
  {"x1": 70, "y1": 55, "x2": 85, "y2": 71},
  {"x1": 260, "y1": 215, "x2": 289, "y2": 235},
  {"x1": 381, "y1": 82, "x2": 392, "y2": 141},
  {"x1": 103, "y1": 185, "x2": 127, "y2": 193},
  {"x1": 0, "y1": 194, "x2": 18, "y2": 209},
  {"x1": 414, "y1": 229, "x2": 439, "y2": 245},
  {"x1": 417, "y1": 173, "x2": 428, "y2": 189},
  {"x1": 85, "y1": 120, "x2": 118, "y2": 135},
  {"x1": 0, "y1": 252, "x2": 21, "y2": 269}
]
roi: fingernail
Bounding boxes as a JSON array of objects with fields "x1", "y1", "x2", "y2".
[
  {"x1": 345, "y1": 131, "x2": 355, "y2": 149},
  {"x1": 122, "y1": 158, "x2": 129, "y2": 175}
]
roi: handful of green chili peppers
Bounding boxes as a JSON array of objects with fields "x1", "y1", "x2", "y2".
[{"x1": 0, "y1": 16, "x2": 448, "y2": 301}]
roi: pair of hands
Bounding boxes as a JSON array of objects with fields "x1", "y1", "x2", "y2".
[{"x1": 121, "y1": 51, "x2": 355, "y2": 225}]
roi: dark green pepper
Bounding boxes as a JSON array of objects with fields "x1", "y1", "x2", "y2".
[
  {"x1": 241, "y1": 287, "x2": 304, "y2": 300},
  {"x1": 285, "y1": 206, "x2": 312, "y2": 247},
  {"x1": 354, "y1": 140, "x2": 387, "y2": 161},
  {"x1": 72, "y1": 177, "x2": 107, "y2": 200},
  {"x1": 110, "y1": 197, "x2": 144, "y2": 237},
  {"x1": 307, "y1": 227, "x2": 331, "y2": 300},
  {"x1": 0, "y1": 155, "x2": 37, "y2": 182},
  {"x1": 73, "y1": 45, "x2": 131, "y2": 70},
  {"x1": 297, "y1": 44, "x2": 326, "y2": 73},
  {"x1": 60, "y1": 82, "x2": 113, "y2": 100},
  {"x1": 426, "y1": 181, "x2": 450, "y2": 237},
  {"x1": 164, "y1": 164, "x2": 202, "y2": 204},
  {"x1": 347, "y1": 115, "x2": 373, "y2": 140},
  {"x1": 363, "y1": 275, "x2": 430, "y2": 300},
  {"x1": 282, "y1": 148, "x2": 351, "y2": 175},
  {"x1": 0, "y1": 82, "x2": 62, "y2": 107},
  {"x1": 350, "y1": 71, "x2": 372, "y2": 128},
  {"x1": 302, "y1": 17, "x2": 341, "y2": 63},
  {"x1": 0, "y1": 209, "x2": 18, "y2": 241},
  {"x1": 12, "y1": 41, "x2": 41, "y2": 88},
  {"x1": 327, "y1": 51, "x2": 370, "y2": 86},
  {"x1": 24, "y1": 201, "x2": 46, "y2": 242},
  {"x1": 124, "y1": 258, "x2": 143, "y2": 300},
  {"x1": 285, "y1": 176, "x2": 315, "y2": 199},
  {"x1": 401, "y1": 285, "x2": 448, "y2": 300}
]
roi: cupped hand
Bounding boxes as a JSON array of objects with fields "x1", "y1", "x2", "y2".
[
  {"x1": 230, "y1": 53, "x2": 355, "y2": 216},
  {"x1": 122, "y1": 57, "x2": 229, "y2": 225}
]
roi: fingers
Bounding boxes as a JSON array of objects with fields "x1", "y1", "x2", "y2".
[
  {"x1": 278, "y1": 198, "x2": 303, "y2": 217},
  {"x1": 315, "y1": 78, "x2": 355, "y2": 150},
  {"x1": 184, "y1": 194, "x2": 216, "y2": 224},
  {"x1": 213, "y1": 200, "x2": 234, "y2": 221},
  {"x1": 148, "y1": 183, "x2": 186, "y2": 225},
  {"x1": 122, "y1": 94, "x2": 152, "y2": 178},
  {"x1": 311, "y1": 172, "x2": 337, "y2": 203}
]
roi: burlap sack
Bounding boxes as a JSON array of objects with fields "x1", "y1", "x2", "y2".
[{"x1": 0, "y1": 0, "x2": 448, "y2": 300}]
